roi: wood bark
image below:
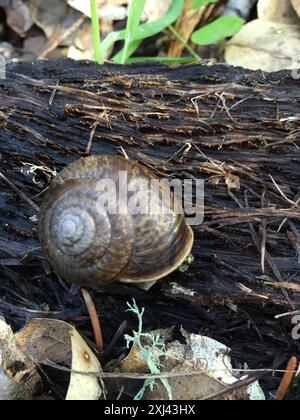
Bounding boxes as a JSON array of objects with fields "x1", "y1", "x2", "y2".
[{"x1": 0, "y1": 59, "x2": 299, "y2": 366}]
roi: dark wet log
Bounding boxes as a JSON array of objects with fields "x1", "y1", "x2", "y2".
[{"x1": 0, "y1": 60, "x2": 299, "y2": 369}]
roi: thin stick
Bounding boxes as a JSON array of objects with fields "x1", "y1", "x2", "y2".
[
  {"x1": 41, "y1": 360, "x2": 299, "y2": 380},
  {"x1": 86, "y1": 121, "x2": 98, "y2": 155},
  {"x1": 81, "y1": 288, "x2": 104, "y2": 351},
  {"x1": 275, "y1": 357, "x2": 298, "y2": 400},
  {"x1": 104, "y1": 320, "x2": 127, "y2": 357},
  {"x1": 0, "y1": 171, "x2": 39, "y2": 212},
  {"x1": 269, "y1": 174, "x2": 296, "y2": 206},
  {"x1": 168, "y1": 25, "x2": 201, "y2": 60}
]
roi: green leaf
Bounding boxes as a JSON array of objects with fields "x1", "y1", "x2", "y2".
[
  {"x1": 191, "y1": 0, "x2": 219, "y2": 10},
  {"x1": 122, "y1": 0, "x2": 147, "y2": 64},
  {"x1": 113, "y1": 40, "x2": 142, "y2": 63},
  {"x1": 191, "y1": 16, "x2": 244, "y2": 45},
  {"x1": 100, "y1": 0, "x2": 184, "y2": 61},
  {"x1": 126, "y1": 0, "x2": 147, "y2": 39},
  {"x1": 127, "y1": 56, "x2": 198, "y2": 63}
]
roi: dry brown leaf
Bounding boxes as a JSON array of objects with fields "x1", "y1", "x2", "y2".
[
  {"x1": 68, "y1": 0, "x2": 172, "y2": 22},
  {"x1": 0, "y1": 0, "x2": 33, "y2": 35},
  {"x1": 16, "y1": 319, "x2": 104, "y2": 401},
  {"x1": 263, "y1": 279, "x2": 300, "y2": 293},
  {"x1": 26, "y1": 0, "x2": 84, "y2": 60},
  {"x1": 22, "y1": 35, "x2": 47, "y2": 61},
  {"x1": 225, "y1": 173, "x2": 241, "y2": 191},
  {"x1": 68, "y1": 19, "x2": 114, "y2": 61},
  {"x1": 167, "y1": 0, "x2": 205, "y2": 57},
  {"x1": 67, "y1": 0, "x2": 127, "y2": 21},
  {"x1": 0, "y1": 319, "x2": 40, "y2": 400},
  {"x1": 110, "y1": 327, "x2": 265, "y2": 400},
  {"x1": 16, "y1": 318, "x2": 72, "y2": 363},
  {"x1": 27, "y1": 0, "x2": 68, "y2": 38}
]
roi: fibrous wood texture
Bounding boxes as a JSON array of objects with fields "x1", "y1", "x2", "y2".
[{"x1": 0, "y1": 60, "x2": 299, "y2": 371}]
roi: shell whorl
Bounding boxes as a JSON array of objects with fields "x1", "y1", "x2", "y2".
[{"x1": 38, "y1": 155, "x2": 194, "y2": 287}]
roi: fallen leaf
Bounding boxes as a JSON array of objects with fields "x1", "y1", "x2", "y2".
[
  {"x1": 111, "y1": 327, "x2": 265, "y2": 400},
  {"x1": 168, "y1": 0, "x2": 205, "y2": 57},
  {"x1": 225, "y1": 173, "x2": 241, "y2": 191},
  {"x1": 27, "y1": 0, "x2": 67, "y2": 38},
  {"x1": 67, "y1": 0, "x2": 127, "y2": 21},
  {"x1": 0, "y1": 0, "x2": 33, "y2": 35},
  {"x1": 66, "y1": 327, "x2": 103, "y2": 400},
  {"x1": 15, "y1": 319, "x2": 104, "y2": 400},
  {"x1": 16, "y1": 318, "x2": 72, "y2": 363},
  {"x1": 22, "y1": 35, "x2": 47, "y2": 61},
  {"x1": 67, "y1": 0, "x2": 172, "y2": 22},
  {"x1": 0, "y1": 318, "x2": 40, "y2": 400}
]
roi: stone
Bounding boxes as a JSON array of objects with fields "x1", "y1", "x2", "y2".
[
  {"x1": 291, "y1": 0, "x2": 300, "y2": 16},
  {"x1": 257, "y1": 0, "x2": 300, "y2": 24},
  {"x1": 225, "y1": 19, "x2": 300, "y2": 72}
]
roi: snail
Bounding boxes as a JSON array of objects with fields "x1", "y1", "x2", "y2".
[{"x1": 38, "y1": 155, "x2": 194, "y2": 288}]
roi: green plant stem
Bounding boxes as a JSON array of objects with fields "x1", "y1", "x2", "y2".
[
  {"x1": 90, "y1": 0, "x2": 103, "y2": 64},
  {"x1": 127, "y1": 56, "x2": 197, "y2": 63},
  {"x1": 168, "y1": 25, "x2": 201, "y2": 60},
  {"x1": 121, "y1": 0, "x2": 147, "y2": 64},
  {"x1": 121, "y1": 38, "x2": 130, "y2": 65}
]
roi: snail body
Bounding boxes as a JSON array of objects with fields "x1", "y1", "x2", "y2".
[{"x1": 39, "y1": 155, "x2": 194, "y2": 287}]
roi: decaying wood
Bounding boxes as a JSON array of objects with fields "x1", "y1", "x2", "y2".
[{"x1": 0, "y1": 59, "x2": 299, "y2": 371}]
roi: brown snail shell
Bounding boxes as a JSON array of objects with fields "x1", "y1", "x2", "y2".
[{"x1": 38, "y1": 155, "x2": 194, "y2": 287}]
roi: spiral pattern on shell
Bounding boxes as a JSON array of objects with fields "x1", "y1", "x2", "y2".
[{"x1": 38, "y1": 155, "x2": 194, "y2": 287}]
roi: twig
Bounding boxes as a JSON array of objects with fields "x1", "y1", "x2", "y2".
[
  {"x1": 104, "y1": 320, "x2": 127, "y2": 358},
  {"x1": 275, "y1": 357, "x2": 298, "y2": 400},
  {"x1": 120, "y1": 146, "x2": 129, "y2": 160},
  {"x1": 163, "y1": 142, "x2": 192, "y2": 166},
  {"x1": 85, "y1": 121, "x2": 99, "y2": 154},
  {"x1": 269, "y1": 174, "x2": 296, "y2": 207},
  {"x1": 200, "y1": 373, "x2": 262, "y2": 401},
  {"x1": 49, "y1": 81, "x2": 60, "y2": 106},
  {"x1": 227, "y1": 189, "x2": 295, "y2": 310},
  {"x1": 275, "y1": 310, "x2": 300, "y2": 320},
  {"x1": 0, "y1": 171, "x2": 39, "y2": 212},
  {"x1": 41, "y1": 360, "x2": 298, "y2": 380},
  {"x1": 168, "y1": 25, "x2": 201, "y2": 60},
  {"x1": 277, "y1": 196, "x2": 300, "y2": 232},
  {"x1": 259, "y1": 219, "x2": 267, "y2": 274},
  {"x1": 81, "y1": 288, "x2": 104, "y2": 351}
]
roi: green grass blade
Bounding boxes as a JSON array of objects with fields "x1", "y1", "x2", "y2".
[
  {"x1": 191, "y1": 0, "x2": 218, "y2": 10},
  {"x1": 100, "y1": 0, "x2": 184, "y2": 60},
  {"x1": 90, "y1": 0, "x2": 103, "y2": 64},
  {"x1": 127, "y1": 56, "x2": 198, "y2": 63},
  {"x1": 113, "y1": 40, "x2": 142, "y2": 63},
  {"x1": 168, "y1": 25, "x2": 201, "y2": 59},
  {"x1": 122, "y1": 0, "x2": 147, "y2": 64}
]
